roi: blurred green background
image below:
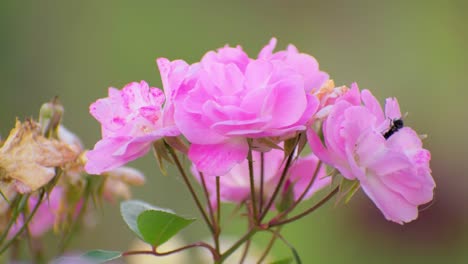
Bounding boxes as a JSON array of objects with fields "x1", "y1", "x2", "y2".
[{"x1": 1, "y1": 0, "x2": 467, "y2": 263}]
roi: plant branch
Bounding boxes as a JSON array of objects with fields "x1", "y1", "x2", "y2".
[
  {"x1": 260, "y1": 141, "x2": 297, "y2": 221},
  {"x1": 218, "y1": 227, "x2": 258, "y2": 263},
  {"x1": 0, "y1": 189, "x2": 45, "y2": 254},
  {"x1": 269, "y1": 186, "x2": 339, "y2": 227},
  {"x1": 259, "y1": 152, "x2": 265, "y2": 216},
  {"x1": 165, "y1": 143, "x2": 215, "y2": 234},
  {"x1": 247, "y1": 144, "x2": 259, "y2": 223},
  {"x1": 123, "y1": 241, "x2": 219, "y2": 260}
]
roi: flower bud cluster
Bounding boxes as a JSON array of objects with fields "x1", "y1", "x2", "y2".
[{"x1": 0, "y1": 100, "x2": 145, "y2": 245}]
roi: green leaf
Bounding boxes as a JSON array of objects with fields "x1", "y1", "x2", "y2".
[
  {"x1": 137, "y1": 209, "x2": 195, "y2": 247},
  {"x1": 120, "y1": 200, "x2": 162, "y2": 240},
  {"x1": 152, "y1": 140, "x2": 172, "y2": 176},
  {"x1": 283, "y1": 137, "x2": 297, "y2": 158},
  {"x1": 336, "y1": 177, "x2": 360, "y2": 205},
  {"x1": 81, "y1": 250, "x2": 121, "y2": 263},
  {"x1": 269, "y1": 258, "x2": 293, "y2": 264}
]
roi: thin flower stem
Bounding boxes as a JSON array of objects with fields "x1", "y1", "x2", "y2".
[
  {"x1": 216, "y1": 176, "x2": 221, "y2": 225},
  {"x1": 259, "y1": 152, "x2": 265, "y2": 216},
  {"x1": 0, "y1": 189, "x2": 45, "y2": 254},
  {"x1": 0, "y1": 194, "x2": 29, "y2": 245},
  {"x1": 239, "y1": 238, "x2": 251, "y2": 264},
  {"x1": 25, "y1": 224, "x2": 44, "y2": 264},
  {"x1": 166, "y1": 143, "x2": 215, "y2": 234},
  {"x1": 218, "y1": 227, "x2": 259, "y2": 263},
  {"x1": 123, "y1": 241, "x2": 219, "y2": 260},
  {"x1": 214, "y1": 176, "x2": 222, "y2": 256},
  {"x1": 259, "y1": 143, "x2": 297, "y2": 221},
  {"x1": 269, "y1": 186, "x2": 339, "y2": 227},
  {"x1": 58, "y1": 178, "x2": 91, "y2": 254},
  {"x1": 199, "y1": 171, "x2": 217, "y2": 227},
  {"x1": 247, "y1": 145, "x2": 259, "y2": 223},
  {"x1": 257, "y1": 226, "x2": 282, "y2": 263},
  {"x1": 275, "y1": 161, "x2": 323, "y2": 220}
]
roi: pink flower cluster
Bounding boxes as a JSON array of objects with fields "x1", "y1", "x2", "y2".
[{"x1": 86, "y1": 39, "x2": 435, "y2": 224}]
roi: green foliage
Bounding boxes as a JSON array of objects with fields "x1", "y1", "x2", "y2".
[
  {"x1": 269, "y1": 258, "x2": 293, "y2": 264},
  {"x1": 80, "y1": 250, "x2": 122, "y2": 263},
  {"x1": 137, "y1": 209, "x2": 195, "y2": 247},
  {"x1": 121, "y1": 200, "x2": 195, "y2": 247}
]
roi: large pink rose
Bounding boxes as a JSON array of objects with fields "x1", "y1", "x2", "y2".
[
  {"x1": 162, "y1": 39, "x2": 328, "y2": 175},
  {"x1": 307, "y1": 83, "x2": 435, "y2": 224},
  {"x1": 85, "y1": 81, "x2": 179, "y2": 174},
  {"x1": 191, "y1": 148, "x2": 330, "y2": 209}
]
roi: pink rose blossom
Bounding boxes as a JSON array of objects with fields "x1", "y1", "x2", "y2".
[
  {"x1": 192, "y1": 148, "x2": 330, "y2": 209},
  {"x1": 307, "y1": 83, "x2": 435, "y2": 224},
  {"x1": 163, "y1": 39, "x2": 327, "y2": 175},
  {"x1": 85, "y1": 81, "x2": 179, "y2": 174}
]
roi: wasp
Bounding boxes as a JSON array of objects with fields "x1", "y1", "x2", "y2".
[{"x1": 383, "y1": 118, "x2": 404, "y2": 139}]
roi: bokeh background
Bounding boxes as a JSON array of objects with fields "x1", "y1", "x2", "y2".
[{"x1": 1, "y1": 0, "x2": 467, "y2": 263}]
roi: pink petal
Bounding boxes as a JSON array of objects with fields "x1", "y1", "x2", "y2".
[
  {"x1": 188, "y1": 139, "x2": 249, "y2": 176},
  {"x1": 360, "y1": 173, "x2": 419, "y2": 224},
  {"x1": 306, "y1": 129, "x2": 332, "y2": 165},
  {"x1": 384, "y1": 97, "x2": 402, "y2": 120},
  {"x1": 258, "y1": 37, "x2": 277, "y2": 59},
  {"x1": 85, "y1": 137, "x2": 153, "y2": 174},
  {"x1": 361, "y1": 89, "x2": 385, "y2": 123},
  {"x1": 262, "y1": 75, "x2": 307, "y2": 128}
]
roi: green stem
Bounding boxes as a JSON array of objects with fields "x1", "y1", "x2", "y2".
[
  {"x1": 58, "y1": 179, "x2": 91, "y2": 253},
  {"x1": 123, "y1": 241, "x2": 219, "y2": 260},
  {"x1": 199, "y1": 171, "x2": 217, "y2": 228},
  {"x1": 247, "y1": 145, "x2": 259, "y2": 223},
  {"x1": 260, "y1": 143, "x2": 296, "y2": 221},
  {"x1": 259, "y1": 152, "x2": 265, "y2": 216},
  {"x1": 218, "y1": 227, "x2": 258, "y2": 263},
  {"x1": 257, "y1": 226, "x2": 282, "y2": 263},
  {"x1": 0, "y1": 189, "x2": 45, "y2": 254},
  {"x1": 166, "y1": 143, "x2": 215, "y2": 234},
  {"x1": 0, "y1": 194, "x2": 29, "y2": 245},
  {"x1": 269, "y1": 186, "x2": 339, "y2": 227},
  {"x1": 215, "y1": 176, "x2": 221, "y2": 255},
  {"x1": 239, "y1": 238, "x2": 251, "y2": 263},
  {"x1": 275, "y1": 161, "x2": 323, "y2": 220}
]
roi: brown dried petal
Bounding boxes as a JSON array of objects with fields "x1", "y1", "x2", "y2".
[{"x1": 0, "y1": 120, "x2": 79, "y2": 193}]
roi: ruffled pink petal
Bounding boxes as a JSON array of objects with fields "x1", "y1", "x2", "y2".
[
  {"x1": 361, "y1": 89, "x2": 385, "y2": 123},
  {"x1": 307, "y1": 129, "x2": 332, "y2": 165},
  {"x1": 360, "y1": 172, "x2": 419, "y2": 224},
  {"x1": 384, "y1": 97, "x2": 402, "y2": 120},
  {"x1": 244, "y1": 60, "x2": 274, "y2": 90},
  {"x1": 262, "y1": 75, "x2": 307, "y2": 128},
  {"x1": 174, "y1": 108, "x2": 227, "y2": 144},
  {"x1": 85, "y1": 137, "x2": 153, "y2": 174},
  {"x1": 258, "y1": 37, "x2": 277, "y2": 59},
  {"x1": 188, "y1": 139, "x2": 249, "y2": 176}
]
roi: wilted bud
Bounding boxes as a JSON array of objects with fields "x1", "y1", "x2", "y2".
[
  {"x1": 0, "y1": 120, "x2": 79, "y2": 193},
  {"x1": 39, "y1": 97, "x2": 64, "y2": 138}
]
